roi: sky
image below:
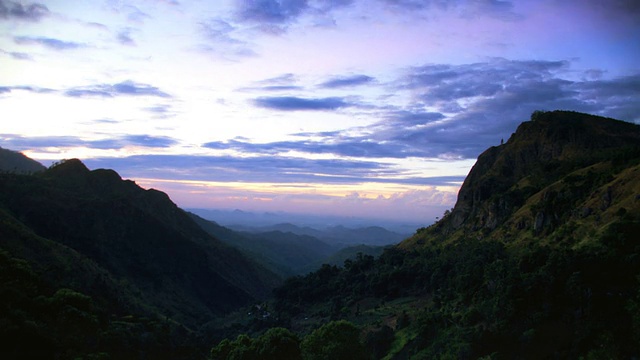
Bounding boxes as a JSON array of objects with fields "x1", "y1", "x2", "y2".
[{"x1": 1, "y1": 0, "x2": 639, "y2": 224}]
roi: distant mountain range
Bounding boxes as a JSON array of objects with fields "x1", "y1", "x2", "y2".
[
  {"x1": 187, "y1": 208, "x2": 421, "y2": 235},
  {"x1": 2, "y1": 110, "x2": 639, "y2": 359}
]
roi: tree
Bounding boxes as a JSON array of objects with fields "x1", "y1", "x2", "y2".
[
  {"x1": 253, "y1": 327, "x2": 301, "y2": 360},
  {"x1": 301, "y1": 320, "x2": 367, "y2": 360}
]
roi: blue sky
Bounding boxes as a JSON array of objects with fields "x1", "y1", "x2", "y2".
[{"x1": 1, "y1": 0, "x2": 639, "y2": 223}]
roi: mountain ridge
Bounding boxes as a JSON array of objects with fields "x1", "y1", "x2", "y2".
[
  {"x1": 404, "y1": 110, "x2": 640, "y2": 246},
  {"x1": 267, "y1": 110, "x2": 640, "y2": 359},
  {"x1": 0, "y1": 147, "x2": 46, "y2": 174},
  {"x1": 0, "y1": 159, "x2": 281, "y2": 325}
]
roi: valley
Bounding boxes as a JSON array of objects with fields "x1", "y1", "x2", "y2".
[{"x1": 1, "y1": 111, "x2": 639, "y2": 359}]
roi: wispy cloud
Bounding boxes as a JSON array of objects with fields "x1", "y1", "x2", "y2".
[
  {"x1": 14, "y1": 36, "x2": 86, "y2": 51},
  {"x1": 0, "y1": 85, "x2": 54, "y2": 94},
  {"x1": 236, "y1": 0, "x2": 310, "y2": 29},
  {"x1": 253, "y1": 96, "x2": 352, "y2": 111},
  {"x1": 0, "y1": 49, "x2": 32, "y2": 60},
  {"x1": 116, "y1": 28, "x2": 136, "y2": 46},
  {"x1": 1, "y1": 134, "x2": 178, "y2": 150},
  {"x1": 240, "y1": 73, "x2": 304, "y2": 92},
  {"x1": 319, "y1": 74, "x2": 375, "y2": 88},
  {"x1": 0, "y1": 0, "x2": 49, "y2": 21},
  {"x1": 234, "y1": 0, "x2": 354, "y2": 32},
  {"x1": 198, "y1": 18, "x2": 257, "y2": 59},
  {"x1": 81, "y1": 153, "x2": 463, "y2": 186},
  {"x1": 215, "y1": 59, "x2": 640, "y2": 161},
  {"x1": 64, "y1": 80, "x2": 171, "y2": 98},
  {"x1": 380, "y1": 0, "x2": 518, "y2": 19}
]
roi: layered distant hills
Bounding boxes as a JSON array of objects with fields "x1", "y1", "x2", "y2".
[{"x1": 2, "y1": 110, "x2": 639, "y2": 359}]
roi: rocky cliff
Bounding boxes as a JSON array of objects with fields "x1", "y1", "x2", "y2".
[{"x1": 408, "y1": 110, "x2": 640, "y2": 245}]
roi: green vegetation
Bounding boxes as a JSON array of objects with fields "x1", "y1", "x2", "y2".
[
  {"x1": 212, "y1": 111, "x2": 640, "y2": 358},
  {"x1": 0, "y1": 159, "x2": 281, "y2": 358},
  {"x1": 1, "y1": 111, "x2": 639, "y2": 359}
]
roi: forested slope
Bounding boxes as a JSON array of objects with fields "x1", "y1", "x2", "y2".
[
  {"x1": 259, "y1": 111, "x2": 640, "y2": 359},
  {"x1": 0, "y1": 158, "x2": 281, "y2": 359}
]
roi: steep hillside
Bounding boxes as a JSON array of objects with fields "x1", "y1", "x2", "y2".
[
  {"x1": 405, "y1": 110, "x2": 640, "y2": 246},
  {"x1": 0, "y1": 147, "x2": 46, "y2": 173},
  {"x1": 0, "y1": 159, "x2": 281, "y2": 326},
  {"x1": 190, "y1": 213, "x2": 335, "y2": 277},
  {"x1": 231, "y1": 222, "x2": 408, "y2": 247},
  {"x1": 263, "y1": 111, "x2": 640, "y2": 359}
]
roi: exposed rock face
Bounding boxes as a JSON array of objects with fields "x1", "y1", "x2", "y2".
[{"x1": 445, "y1": 111, "x2": 640, "y2": 236}]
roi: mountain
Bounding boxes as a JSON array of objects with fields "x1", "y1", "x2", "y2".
[
  {"x1": 230, "y1": 222, "x2": 409, "y2": 248},
  {"x1": 299, "y1": 244, "x2": 387, "y2": 274},
  {"x1": 188, "y1": 208, "x2": 421, "y2": 234},
  {"x1": 189, "y1": 213, "x2": 335, "y2": 277},
  {"x1": 0, "y1": 158, "x2": 281, "y2": 358},
  {"x1": 266, "y1": 111, "x2": 640, "y2": 359},
  {"x1": 0, "y1": 147, "x2": 46, "y2": 174},
  {"x1": 190, "y1": 214, "x2": 396, "y2": 277},
  {"x1": 405, "y1": 110, "x2": 640, "y2": 246}
]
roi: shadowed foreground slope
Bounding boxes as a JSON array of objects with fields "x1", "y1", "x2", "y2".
[{"x1": 0, "y1": 158, "x2": 281, "y2": 359}]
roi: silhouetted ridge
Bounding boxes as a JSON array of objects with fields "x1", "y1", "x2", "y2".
[
  {"x1": 0, "y1": 146, "x2": 46, "y2": 173},
  {"x1": 0, "y1": 157, "x2": 281, "y2": 327}
]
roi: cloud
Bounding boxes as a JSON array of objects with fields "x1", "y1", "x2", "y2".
[
  {"x1": 382, "y1": 58, "x2": 640, "y2": 158},
  {"x1": 117, "y1": 28, "x2": 136, "y2": 46},
  {"x1": 0, "y1": 49, "x2": 32, "y2": 60},
  {"x1": 0, "y1": 0, "x2": 49, "y2": 21},
  {"x1": 84, "y1": 153, "x2": 385, "y2": 183},
  {"x1": 92, "y1": 119, "x2": 120, "y2": 124},
  {"x1": 226, "y1": 59, "x2": 640, "y2": 161},
  {"x1": 259, "y1": 73, "x2": 298, "y2": 84},
  {"x1": 199, "y1": 18, "x2": 257, "y2": 59},
  {"x1": 204, "y1": 136, "x2": 420, "y2": 159},
  {"x1": 236, "y1": 0, "x2": 310, "y2": 25},
  {"x1": 106, "y1": 2, "x2": 150, "y2": 24},
  {"x1": 64, "y1": 80, "x2": 171, "y2": 98},
  {"x1": 380, "y1": 0, "x2": 517, "y2": 19},
  {"x1": 13, "y1": 36, "x2": 86, "y2": 51},
  {"x1": 253, "y1": 96, "x2": 351, "y2": 110},
  {"x1": 234, "y1": 0, "x2": 355, "y2": 32},
  {"x1": 1, "y1": 134, "x2": 178, "y2": 151},
  {"x1": 81, "y1": 153, "x2": 463, "y2": 186},
  {"x1": 0, "y1": 85, "x2": 54, "y2": 94},
  {"x1": 572, "y1": 74, "x2": 640, "y2": 122},
  {"x1": 145, "y1": 103, "x2": 172, "y2": 113},
  {"x1": 239, "y1": 73, "x2": 304, "y2": 92},
  {"x1": 319, "y1": 74, "x2": 375, "y2": 88}
]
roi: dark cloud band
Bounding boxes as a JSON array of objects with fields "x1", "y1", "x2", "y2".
[
  {"x1": 14, "y1": 36, "x2": 85, "y2": 50},
  {"x1": 64, "y1": 81, "x2": 171, "y2": 98},
  {"x1": 0, "y1": 0, "x2": 49, "y2": 21},
  {"x1": 253, "y1": 96, "x2": 351, "y2": 110}
]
